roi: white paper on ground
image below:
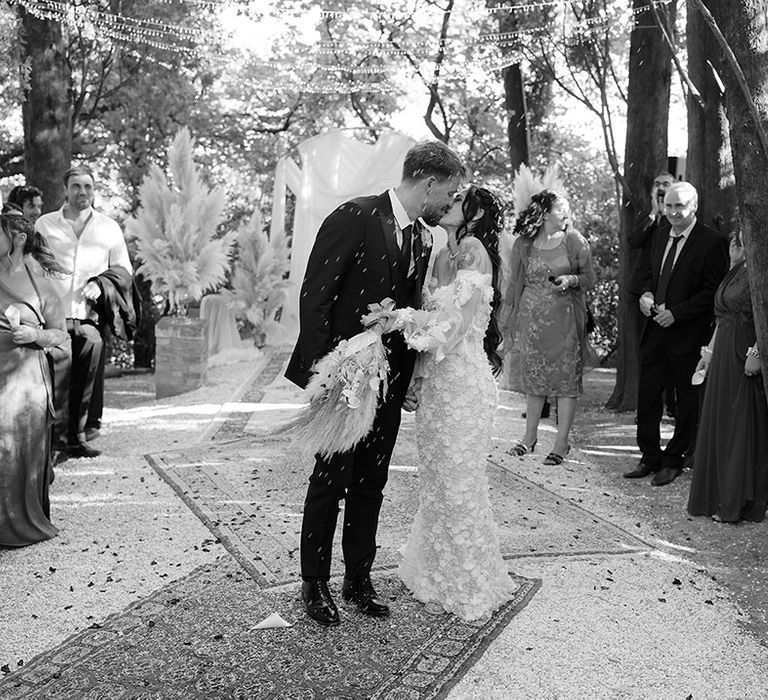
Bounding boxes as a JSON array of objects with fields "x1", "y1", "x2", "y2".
[{"x1": 251, "y1": 612, "x2": 292, "y2": 629}]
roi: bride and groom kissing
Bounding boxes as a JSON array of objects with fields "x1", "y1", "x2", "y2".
[{"x1": 285, "y1": 140, "x2": 516, "y2": 626}]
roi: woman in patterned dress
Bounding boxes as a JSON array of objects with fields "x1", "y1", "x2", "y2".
[{"x1": 503, "y1": 190, "x2": 596, "y2": 465}]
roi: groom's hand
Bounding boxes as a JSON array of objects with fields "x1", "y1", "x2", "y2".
[{"x1": 402, "y1": 378, "x2": 421, "y2": 412}]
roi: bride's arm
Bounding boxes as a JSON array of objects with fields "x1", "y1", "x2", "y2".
[{"x1": 397, "y1": 238, "x2": 491, "y2": 357}]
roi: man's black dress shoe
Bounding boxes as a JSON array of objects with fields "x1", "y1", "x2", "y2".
[
  {"x1": 651, "y1": 467, "x2": 682, "y2": 486},
  {"x1": 85, "y1": 427, "x2": 101, "y2": 442},
  {"x1": 623, "y1": 461, "x2": 657, "y2": 479},
  {"x1": 342, "y1": 575, "x2": 390, "y2": 617},
  {"x1": 67, "y1": 441, "x2": 102, "y2": 459},
  {"x1": 302, "y1": 579, "x2": 340, "y2": 627}
]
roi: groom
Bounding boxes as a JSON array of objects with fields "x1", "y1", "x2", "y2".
[{"x1": 285, "y1": 140, "x2": 465, "y2": 626}]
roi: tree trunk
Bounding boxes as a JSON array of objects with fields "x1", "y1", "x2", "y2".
[
  {"x1": 489, "y1": 1, "x2": 531, "y2": 170},
  {"x1": 686, "y1": 4, "x2": 738, "y2": 232},
  {"x1": 501, "y1": 62, "x2": 530, "y2": 171},
  {"x1": 705, "y1": 1, "x2": 768, "y2": 401},
  {"x1": 607, "y1": 0, "x2": 674, "y2": 411},
  {"x1": 18, "y1": 8, "x2": 72, "y2": 212}
]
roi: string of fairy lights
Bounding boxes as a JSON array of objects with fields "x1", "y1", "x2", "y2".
[{"x1": 14, "y1": 0, "x2": 674, "y2": 94}]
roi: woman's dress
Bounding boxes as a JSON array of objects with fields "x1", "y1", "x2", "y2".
[
  {"x1": 398, "y1": 240, "x2": 516, "y2": 621},
  {"x1": 0, "y1": 266, "x2": 62, "y2": 546},
  {"x1": 510, "y1": 241, "x2": 583, "y2": 396},
  {"x1": 687, "y1": 261, "x2": 768, "y2": 522}
]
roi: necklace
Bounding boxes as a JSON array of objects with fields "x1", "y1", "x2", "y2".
[{"x1": 448, "y1": 248, "x2": 459, "y2": 260}]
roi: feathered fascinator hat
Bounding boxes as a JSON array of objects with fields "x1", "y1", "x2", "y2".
[{"x1": 511, "y1": 164, "x2": 567, "y2": 239}]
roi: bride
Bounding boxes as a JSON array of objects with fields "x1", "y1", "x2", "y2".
[{"x1": 391, "y1": 185, "x2": 516, "y2": 620}]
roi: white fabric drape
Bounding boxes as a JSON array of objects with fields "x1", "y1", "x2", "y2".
[{"x1": 272, "y1": 129, "x2": 416, "y2": 331}]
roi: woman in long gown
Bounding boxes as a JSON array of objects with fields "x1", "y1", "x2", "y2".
[
  {"x1": 389, "y1": 186, "x2": 516, "y2": 621},
  {"x1": 687, "y1": 231, "x2": 767, "y2": 523},
  {"x1": 0, "y1": 212, "x2": 68, "y2": 547},
  {"x1": 504, "y1": 189, "x2": 596, "y2": 464}
]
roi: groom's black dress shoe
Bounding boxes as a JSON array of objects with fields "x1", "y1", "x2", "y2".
[
  {"x1": 302, "y1": 579, "x2": 340, "y2": 627},
  {"x1": 342, "y1": 575, "x2": 390, "y2": 617}
]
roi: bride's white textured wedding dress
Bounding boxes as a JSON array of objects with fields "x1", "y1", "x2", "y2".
[{"x1": 398, "y1": 237, "x2": 517, "y2": 621}]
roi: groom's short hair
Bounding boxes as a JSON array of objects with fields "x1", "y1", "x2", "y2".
[{"x1": 402, "y1": 141, "x2": 466, "y2": 183}]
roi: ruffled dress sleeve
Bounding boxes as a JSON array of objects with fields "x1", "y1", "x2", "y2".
[{"x1": 398, "y1": 237, "x2": 492, "y2": 363}]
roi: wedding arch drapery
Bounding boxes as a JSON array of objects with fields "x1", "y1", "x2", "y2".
[{"x1": 270, "y1": 129, "x2": 416, "y2": 332}]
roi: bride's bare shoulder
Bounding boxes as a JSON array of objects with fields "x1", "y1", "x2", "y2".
[{"x1": 456, "y1": 236, "x2": 488, "y2": 269}]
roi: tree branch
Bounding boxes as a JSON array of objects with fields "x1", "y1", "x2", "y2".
[{"x1": 650, "y1": 0, "x2": 705, "y2": 110}]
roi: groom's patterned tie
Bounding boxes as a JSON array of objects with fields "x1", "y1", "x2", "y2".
[
  {"x1": 400, "y1": 222, "x2": 413, "y2": 274},
  {"x1": 411, "y1": 220, "x2": 423, "y2": 278}
]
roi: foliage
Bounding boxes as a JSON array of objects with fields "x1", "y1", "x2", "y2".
[
  {"x1": 126, "y1": 127, "x2": 235, "y2": 312},
  {"x1": 221, "y1": 207, "x2": 291, "y2": 342}
]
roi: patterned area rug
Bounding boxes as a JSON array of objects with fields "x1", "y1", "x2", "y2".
[
  {"x1": 0, "y1": 557, "x2": 539, "y2": 700},
  {"x1": 146, "y1": 436, "x2": 647, "y2": 588},
  {"x1": 209, "y1": 349, "x2": 295, "y2": 442}
]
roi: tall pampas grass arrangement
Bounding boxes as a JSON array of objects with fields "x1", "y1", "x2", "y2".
[
  {"x1": 222, "y1": 207, "x2": 290, "y2": 344},
  {"x1": 127, "y1": 127, "x2": 236, "y2": 313}
]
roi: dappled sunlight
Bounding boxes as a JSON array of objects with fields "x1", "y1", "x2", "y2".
[
  {"x1": 389, "y1": 464, "x2": 418, "y2": 472},
  {"x1": 50, "y1": 493, "x2": 178, "y2": 506},
  {"x1": 52, "y1": 468, "x2": 116, "y2": 477},
  {"x1": 581, "y1": 449, "x2": 642, "y2": 458},
  {"x1": 653, "y1": 539, "x2": 697, "y2": 554},
  {"x1": 237, "y1": 402, "x2": 306, "y2": 412},
  {"x1": 104, "y1": 401, "x2": 307, "y2": 425}
]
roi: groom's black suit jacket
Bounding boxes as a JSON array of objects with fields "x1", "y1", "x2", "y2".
[
  {"x1": 287, "y1": 190, "x2": 433, "y2": 580},
  {"x1": 286, "y1": 191, "x2": 430, "y2": 391}
]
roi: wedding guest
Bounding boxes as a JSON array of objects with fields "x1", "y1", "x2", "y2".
[
  {"x1": 0, "y1": 212, "x2": 68, "y2": 547},
  {"x1": 628, "y1": 172, "x2": 678, "y2": 420},
  {"x1": 504, "y1": 187, "x2": 596, "y2": 465},
  {"x1": 6, "y1": 185, "x2": 44, "y2": 223},
  {"x1": 625, "y1": 182, "x2": 729, "y2": 486},
  {"x1": 36, "y1": 164, "x2": 132, "y2": 459},
  {"x1": 687, "y1": 230, "x2": 767, "y2": 522},
  {"x1": 627, "y1": 171, "x2": 676, "y2": 297}
]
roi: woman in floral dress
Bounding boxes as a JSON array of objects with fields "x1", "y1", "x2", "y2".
[{"x1": 504, "y1": 189, "x2": 596, "y2": 465}]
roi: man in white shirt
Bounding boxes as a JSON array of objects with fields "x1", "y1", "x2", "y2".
[
  {"x1": 625, "y1": 182, "x2": 728, "y2": 486},
  {"x1": 36, "y1": 165, "x2": 131, "y2": 459}
]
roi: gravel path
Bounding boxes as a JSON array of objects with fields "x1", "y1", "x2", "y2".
[{"x1": 1, "y1": 355, "x2": 766, "y2": 698}]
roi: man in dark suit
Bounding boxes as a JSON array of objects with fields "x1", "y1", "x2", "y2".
[
  {"x1": 625, "y1": 181, "x2": 728, "y2": 486},
  {"x1": 285, "y1": 140, "x2": 465, "y2": 626},
  {"x1": 628, "y1": 171, "x2": 678, "y2": 419},
  {"x1": 627, "y1": 171, "x2": 676, "y2": 298}
]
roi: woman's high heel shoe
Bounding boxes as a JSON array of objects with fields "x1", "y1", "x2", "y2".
[
  {"x1": 508, "y1": 439, "x2": 537, "y2": 457},
  {"x1": 543, "y1": 445, "x2": 570, "y2": 465}
]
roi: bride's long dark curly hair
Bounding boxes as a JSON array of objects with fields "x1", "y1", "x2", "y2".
[{"x1": 455, "y1": 185, "x2": 504, "y2": 375}]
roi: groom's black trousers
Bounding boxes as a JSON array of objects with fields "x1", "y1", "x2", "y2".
[{"x1": 300, "y1": 337, "x2": 414, "y2": 581}]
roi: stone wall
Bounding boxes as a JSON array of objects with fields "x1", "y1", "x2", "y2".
[{"x1": 154, "y1": 316, "x2": 208, "y2": 398}]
